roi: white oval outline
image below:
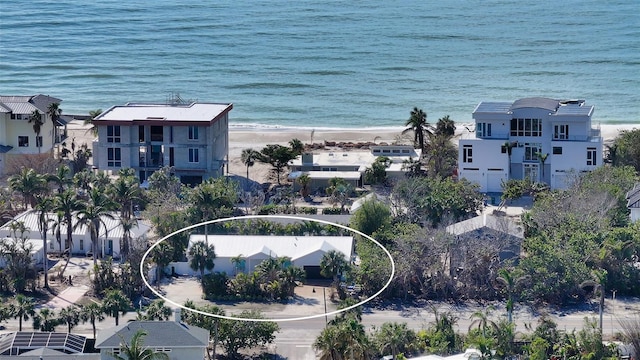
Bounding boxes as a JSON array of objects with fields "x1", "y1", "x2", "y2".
[{"x1": 140, "y1": 214, "x2": 395, "y2": 322}]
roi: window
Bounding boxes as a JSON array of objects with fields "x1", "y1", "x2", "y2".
[
  {"x1": 554, "y1": 124, "x2": 569, "y2": 140},
  {"x1": 510, "y1": 118, "x2": 542, "y2": 137},
  {"x1": 11, "y1": 113, "x2": 28, "y2": 120},
  {"x1": 79, "y1": 239, "x2": 84, "y2": 251},
  {"x1": 463, "y1": 145, "x2": 473, "y2": 163},
  {"x1": 587, "y1": 147, "x2": 597, "y2": 166},
  {"x1": 477, "y1": 123, "x2": 492, "y2": 137},
  {"x1": 524, "y1": 143, "x2": 541, "y2": 161},
  {"x1": 188, "y1": 126, "x2": 199, "y2": 140},
  {"x1": 189, "y1": 148, "x2": 199, "y2": 163},
  {"x1": 18, "y1": 136, "x2": 29, "y2": 147},
  {"x1": 553, "y1": 146, "x2": 563, "y2": 155},
  {"x1": 108, "y1": 148, "x2": 122, "y2": 167},
  {"x1": 36, "y1": 136, "x2": 43, "y2": 147},
  {"x1": 107, "y1": 125, "x2": 121, "y2": 143}
]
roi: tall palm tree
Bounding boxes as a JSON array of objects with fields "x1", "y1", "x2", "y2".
[
  {"x1": 119, "y1": 216, "x2": 138, "y2": 262},
  {"x1": 8, "y1": 167, "x2": 47, "y2": 210},
  {"x1": 468, "y1": 306, "x2": 498, "y2": 338},
  {"x1": 297, "y1": 173, "x2": 311, "y2": 199},
  {"x1": 107, "y1": 329, "x2": 170, "y2": 360},
  {"x1": 320, "y1": 250, "x2": 349, "y2": 288},
  {"x1": 580, "y1": 269, "x2": 608, "y2": 334},
  {"x1": 313, "y1": 325, "x2": 344, "y2": 360},
  {"x1": 188, "y1": 240, "x2": 216, "y2": 278},
  {"x1": 102, "y1": 289, "x2": 131, "y2": 326},
  {"x1": 435, "y1": 115, "x2": 456, "y2": 138},
  {"x1": 495, "y1": 268, "x2": 528, "y2": 323},
  {"x1": 47, "y1": 102, "x2": 62, "y2": 147},
  {"x1": 57, "y1": 306, "x2": 81, "y2": 333},
  {"x1": 10, "y1": 294, "x2": 35, "y2": 331},
  {"x1": 47, "y1": 164, "x2": 72, "y2": 194},
  {"x1": 33, "y1": 308, "x2": 58, "y2": 332},
  {"x1": 53, "y1": 189, "x2": 82, "y2": 277},
  {"x1": 375, "y1": 322, "x2": 416, "y2": 359},
  {"x1": 289, "y1": 138, "x2": 304, "y2": 156},
  {"x1": 403, "y1": 107, "x2": 432, "y2": 152},
  {"x1": 77, "y1": 188, "x2": 116, "y2": 264},
  {"x1": 28, "y1": 110, "x2": 44, "y2": 153},
  {"x1": 110, "y1": 175, "x2": 141, "y2": 221},
  {"x1": 34, "y1": 194, "x2": 55, "y2": 288},
  {"x1": 241, "y1": 148, "x2": 259, "y2": 181},
  {"x1": 80, "y1": 302, "x2": 105, "y2": 339},
  {"x1": 150, "y1": 242, "x2": 174, "y2": 287}
]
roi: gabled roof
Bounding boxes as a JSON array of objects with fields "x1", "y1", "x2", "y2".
[
  {"x1": 0, "y1": 145, "x2": 13, "y2": 154},
  {"x1": 0, "y1": 95, "x2": 62, "y2": 114},
  {"x1": 627, "y1": 183, "x2": 640, "y2": 209},
  {"x1": 189, "y1": 235, "x2": 353, "y2": 260},
  {"x1": 95, "y1": 321, "x2": 209, "y2": 349},
  {"x1": 445, "y1": 214, "x2": 524, "y2": 238}
]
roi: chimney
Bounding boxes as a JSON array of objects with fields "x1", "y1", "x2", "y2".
[{"x1": 174, "y1": 308, "x2": 181, "y2": 323}]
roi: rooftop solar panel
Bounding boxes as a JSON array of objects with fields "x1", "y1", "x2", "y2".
[{"x1": 0, "y1": 332, "x2": 87, "y2": 355}]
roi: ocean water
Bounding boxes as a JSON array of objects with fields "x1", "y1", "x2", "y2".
[{"x1": 1, "y1": 0, "x2": 638, "y2": 128}]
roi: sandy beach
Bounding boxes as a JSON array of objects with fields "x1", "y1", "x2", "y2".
[
  {"x1": 225, "y1": 124, "x2": 639, "y2": 185},
  {"x1": 58, "y1": 121, "x2": 638, "y2": 186}
]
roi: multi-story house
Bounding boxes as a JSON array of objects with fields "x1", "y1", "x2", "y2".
[
  {"x1": 458, "y1": 97, "x2": 602, "y2": 193},
  {"x1": 92, "y1": 101, "x2": 232, "y2": 186},
  {"x1": 0, "y1": 95, "x2": 62, "y2": 175}
]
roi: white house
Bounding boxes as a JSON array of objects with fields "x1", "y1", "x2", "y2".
[
  {"x1": 627, "y1": 183, "x2": 640, "y2": 223},
  {"x1": 0, "y1": 210, "x2": 151, "y2": 259},
  {"x1": 95, "y1": 321, "x2": 209, "y2": 360},
  {"x1": 0, "y1": 238, "x2": 45, "y2": 269},
  {"x1": 0, "y1": 95, "x2": 63, "y2": 175},
  {"x1": 288, "y1": 144, "x2": 421, "y2": 190},
  {"x1": 458, "y1": 97, "x2": 603, "y2": 192},
  {"x1": 172, "y1": 235, "x2": 353, "y2": 279},
  {"x1": 92, "y1": 100, "x2": 232, "y2": 186}
]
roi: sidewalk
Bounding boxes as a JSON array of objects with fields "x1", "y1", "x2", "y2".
[{"x1": 38, "y1": 285, "x2": 90, "y2": 310}]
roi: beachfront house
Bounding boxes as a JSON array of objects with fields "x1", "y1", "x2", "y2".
[
  {"x1": 0, "y1": 210, "x2": 151, "y2": 259},
  {"x1": 288, "y1": 145, "x2": 420, "y2": 191},
  {"x1": 95, "y1": 320, "x2": 209, "y2": 360},
  {"x1": 0, "y1": 95, "x2": 63, "y2": 175},
  {"x1": 92, "y1": 101, "x2": 232, "y2": 186},
  {"x1": 170, "y1": 235, "x2": 353, "y2": 279},
  {"x1": 627, "y1": 183, "x2": 640, "y2": 223},
  {"x1": 458, "y1": 97, "x2": 603, "y2": 193}
]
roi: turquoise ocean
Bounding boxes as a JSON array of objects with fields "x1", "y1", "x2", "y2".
[{"x1": 1, "y1": 0, "x2": 639, "y2": 129}]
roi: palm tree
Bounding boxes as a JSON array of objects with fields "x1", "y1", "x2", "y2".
[
  {"x1": 297, "y1": 173, "x2": 311, "y2": 199},
  {"x1": 289, "y1": 138, "x2": 304, "y2": 156},
  {"x1": 279, "y1": 266, "x2": 306, "y2": 297},
  {"x1": 10, "y1": 294, "x2": 35, "y2": 331},
  {"x1": 28, "y1": 110, "x2": 44, "y2": 153},
  {"x1": 230, "y1": 254, "x2": 246, "y2": 275},
  {"x1": 580, "y1": 269, "x2": 607, "y2": 334},
  {"x1": 84, "y1": 109, "x2": 102, "y2": 136},
  {"x1": 102, "y1": 289, "x2": 131, "y2": 326},
  {"x1": 107, "y1": 329, "x2": 170, "y2": 360},
  {"x1": 34, "y1": 194, "x2": 55, "y2": 288},
  {"x1": 47, "y1": 102, "x2": 62, "y2": 147},
  {"x1": 435, "y1": 115, "x2": 456, "y2": 138},
  {"x1": 47, "y1": 164, "x2": 72, "y2": 194},
  {"x1": 8, "y1": 167, "x2": 47, "y2": 210},
  {"x1": 110, "y1": 175, "x2": 141, "y2": 221},
  {"x1": 33, "y1": 308, "x2": 58, "y2": 332},
  {"x1": 469, "y1": 306, "x2": 498, "y2": 338},
  {"x1": 77, "y1": 188, "x2": 116, "y2": 264},
  {"x1": 136, "y1": 299, "x2": 173, "y2": 321},
  {"x1": 150, "y1": 242, "x2": 174, "y2": 287},
  {"x1": 240, "y1": 148, "x2": 259, "y2": 181},
  {"x1": 53, "y1": 189, "x2": 82, "y2": 255},
  {"x1": 80, "y1": 302, "x2": 105, "y2": 339},
  {"x1": 403, "y1": 107, "x2": 432, "y2": 152},
  {"x1": 536, "y1": 152, "x2": 549, "y2": 182},
  {"x1": 495, "y1": 268, "x2": 528, "y2": 323},
  {"x1": 188, "y1": 241, "x2": 216, "y2": 278},
  {"x1": 57, "y1": 306, "x2": 81, "y2": 332},
  {"x1": 320, "y1": 250, "x2": 349, "y2": 287},
  {"x1": 314, "y1": 325, "x2": 344, "y2": 360},
  {"x1": 503, "y1": 141, "x2": 515, "y2": 178},
  {"x1": 374, "y1": 322, "x2": 416, "y2": 359},
  {"x1": 119, "y1": 216, "x2": 138, "y2": 262}
]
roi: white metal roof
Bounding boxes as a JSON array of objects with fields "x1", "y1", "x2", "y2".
[
  {"x1": 189, "y1": 235, "x2": 353, "y2": 260},
  {"x1": 95, "y1": 102, "x2": 231, "y2": 122}
]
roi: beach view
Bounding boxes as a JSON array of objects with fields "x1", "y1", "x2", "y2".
[{"x1": 1, "y1": 1, "x2": 640, "y2": 359}]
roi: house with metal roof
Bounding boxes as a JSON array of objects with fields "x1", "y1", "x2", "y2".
[
  {"x1": 92, "y1": 100, "x2": 232, "y2": 186},
  {"x1": 94, "y1": 321, "x2": 209, "y2": 360},
  {"x1": 458, "y1": 97, "x2": 603, "y2": 192},
  {"x1": 170, "y1": 235, "x2": 353, "y2": 279},
  {"x1": 0, "y1": 95, "x2": 63, "y2": 175},
  {"x1": 627, "y1": 183, "x2": 640, "y2": 223},
  {"x1": 0, "y1": 331, "x2": 90, "y2": 357},
  {"x1": 288, "y1": 145, "x2": 421, "y2": 191},
  {"x1": 0, "y1": 210, "x2": 151, "y2": 259}
]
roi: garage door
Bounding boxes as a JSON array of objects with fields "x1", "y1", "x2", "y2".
[
  {"x1": 303, "y1": 266, "x2": 323, "y2": 279},
  {"x1": 487, "y1": 170, "x2": 506, "y2": 193}
]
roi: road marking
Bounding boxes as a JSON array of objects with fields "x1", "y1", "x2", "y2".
[{"x1": 295, "y1": 345, "x2": 311, "y2": 348}]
